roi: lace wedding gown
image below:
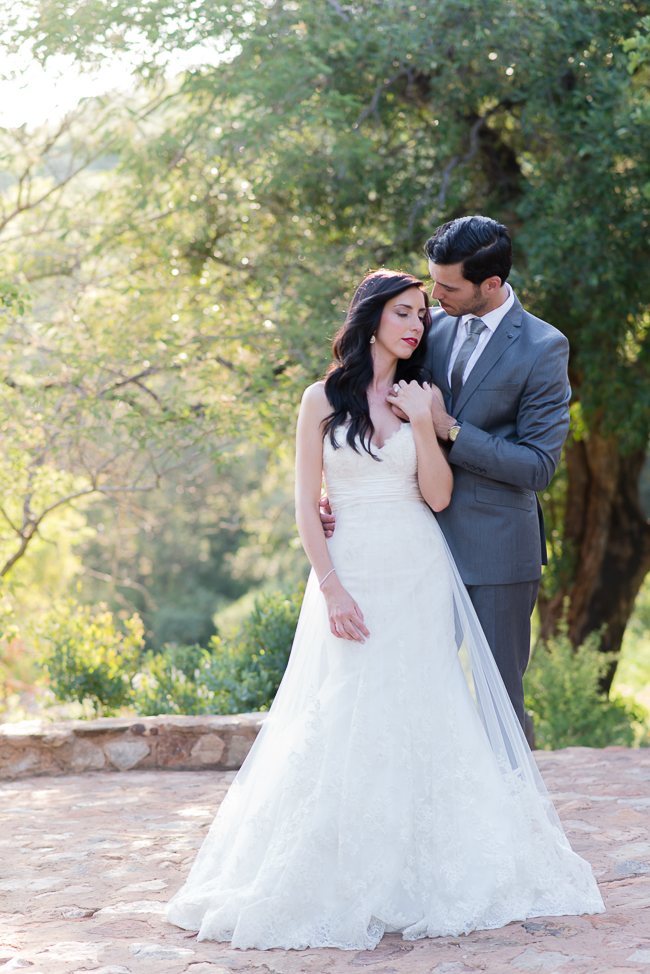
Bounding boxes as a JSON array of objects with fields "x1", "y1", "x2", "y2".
[{"x1": 166, "y1": 422, "x2": 604, "y2": 949}]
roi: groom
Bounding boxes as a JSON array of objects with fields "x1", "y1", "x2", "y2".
[
  {"x1": 420, "y1": 215, "x2": 570, "y2": 729},
  {"x1": 321, "y1": 215, "x2": 570, "y2": 731}
]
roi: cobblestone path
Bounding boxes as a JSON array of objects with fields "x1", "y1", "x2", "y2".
[{"x1": 1, "y1": 747, "x2": 650, "y2": 974}]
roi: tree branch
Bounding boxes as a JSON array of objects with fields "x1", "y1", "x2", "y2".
[
  {"x1": 326, "y1": 0, "x2": 351, "y2": 21},
  {"x1": 391, "y1": 113, "x2": 491, "y2": 248},
  {"x1": 353, "y1": 71, "x2": 409, "y2": 130},
  {"x1": 81, "y1": 566, "x2": 158, "y2": 612},
  {"x1": 99, "y1": 366, "x2": 161, "y2": 394},
  {"x1": 428, "y1": 114, "x2": 486, "y2": 224},
  {"x1": 0, "y1": 505, "x2": 20, "y2": 535}
]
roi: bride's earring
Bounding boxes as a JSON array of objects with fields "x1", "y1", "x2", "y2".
[{"x1": 369, "y1": 335, "x2": 376, "y2": 344}]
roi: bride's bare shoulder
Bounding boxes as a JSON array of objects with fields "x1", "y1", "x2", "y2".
[
  {"x1": 300, "y1": 381, "x2": 330, "y2": 420},
  {"x1": 301, "y1": 380, "x2": 328, "y2": 402}
]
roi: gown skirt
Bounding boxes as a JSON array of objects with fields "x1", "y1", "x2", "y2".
[{"x1": 165, "y1": 422, "x2": 604, "y2": 950}]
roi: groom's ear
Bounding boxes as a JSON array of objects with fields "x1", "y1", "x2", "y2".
[{"x1": 481, "y1": 275, "x2": 503, "y2": 296}]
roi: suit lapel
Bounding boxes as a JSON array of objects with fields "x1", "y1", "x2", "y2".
[
  {"x1": 453, "y1": 298, "x2": 524, "y2": 415},
  {"x1": 426, "y1": 310, "x2": 458, "y2": 410}
]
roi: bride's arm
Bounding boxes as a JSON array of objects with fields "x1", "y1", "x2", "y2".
[
  {"x1": 386, "y1": 381, "x2": 453, "y2": 512},
  {"x1": 295, "y1": 382, "x2": 370, "y2": 643}
]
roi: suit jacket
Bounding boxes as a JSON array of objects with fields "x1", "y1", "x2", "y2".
[{"x1": 424, "y1": 294, "x2": 570, "y2": 586}]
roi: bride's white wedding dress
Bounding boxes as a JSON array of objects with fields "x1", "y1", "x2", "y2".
[{"x1": 166, "y1": 422, "x2": 604, "y2": 949}]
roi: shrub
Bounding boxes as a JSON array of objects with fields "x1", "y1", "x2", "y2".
[
  {"x1": 612, "y1": 575, "x2": 650, "y2": 727},
  {"x1": 132, "y1": 643, "x2": 215, "y2": 716},
  {"x1": 203, "y1": 584, "x2": 304, "y2": 713},
  {"x1": 38, "y1": 601, "x2": 144, "y2": 716},
  {"x1": 524, "y1": 618, "x2": 645, "y2": 749},
  {"x1": 36, "y1": 584, "x2": 305, "y2": 718}
]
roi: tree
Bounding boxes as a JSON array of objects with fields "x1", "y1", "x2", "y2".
[
  {"x1": 3, "y1": 0, "x2": 650, "y2": 682},
  {"x1": 0, "y1": 99, "x2": 258, "y2": 578},
  {"x1": 78, "y1": 443, "x2": 307, "y2": 650}
]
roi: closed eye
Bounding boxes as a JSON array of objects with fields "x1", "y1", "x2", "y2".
[{"x1": 396, "y1": 313, "x2": 425, "y2": 323}]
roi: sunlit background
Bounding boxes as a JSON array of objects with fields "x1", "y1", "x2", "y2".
[{"x1": 1, "y1": 0, "x2": 650, "y2": 747}]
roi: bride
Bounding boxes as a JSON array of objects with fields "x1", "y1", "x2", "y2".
[{"x1": 165, "y1": 269, "x2": 604, "y2": 950}]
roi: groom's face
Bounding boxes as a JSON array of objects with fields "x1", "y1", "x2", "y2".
[{"x1": 428, "y1": 260, "x2": 489, "y2": 318}]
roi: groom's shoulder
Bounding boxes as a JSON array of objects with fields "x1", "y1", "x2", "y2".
[
  {"x1": 518, "y1": 303, "x2": 568, "y2": 349},
  {"x1": 428, "y1": 307, "x2": 453, "y2": 331}
]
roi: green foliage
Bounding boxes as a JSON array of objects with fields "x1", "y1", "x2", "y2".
[
  {"x1": 0, "y1": 582, "x2": 28, "y2": 718},
  {"x1": 612, "y1": 574, "x2": 650, "y2": 724},
  {"x1": 0, "y1": 100, "x2": 254, "y2": 583},
  {"x1": 0, "y1": 507, "x2": 96, "y2": 721},
  {"x1": 525, "y1": 618, "x2": 645, "y2": 750},
  {"x1": 129, "y1": 585, "x2": 304, "y2": 716},
  {"x1": 203, "y1": 584, "x2": 304, "y2": 714},
  {"x1": 38, "y1": 601, "x2": 144, "y2": 716},
  {"x1": 0, "y1": 279, "x2": 30, "y2": 315},
  {"x1": 537, "y1": 450, "x2": 572, "y2": 605},
  {"x1": 77, "y1": 445, "x2": 307, "y2": 653},
  {"x1": 3, "y1": 0, "x2": 650, "y2": 688},
  {"x1": 8, "y1": 0, "x2": 650, "y2": 451},
  {"x1": 34, "y1": 584, "x2": 304, "y2": 718},
  {"x1": 623, "y1": 15, "x2": 650, "y2": 73},
  {"x1": 132, "y1": 643, "x2": 214, "y2": 716}
]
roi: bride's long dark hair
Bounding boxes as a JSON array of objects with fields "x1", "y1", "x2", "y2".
[{"x1": 323, "y1": 269, "x2": 432, "y2": 458}]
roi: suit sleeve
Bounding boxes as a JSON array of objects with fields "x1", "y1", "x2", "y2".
[{"x1": 447, "y1": 333, "x2": 571, "y2": 492}]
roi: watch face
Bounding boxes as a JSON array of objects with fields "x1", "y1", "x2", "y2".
[{"x1": 449, "y1": 426, "x2": 459, "y2": 442}]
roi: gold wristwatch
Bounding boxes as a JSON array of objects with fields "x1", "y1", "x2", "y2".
[{"x1": 448, "y1": 422, "x2": 461, "y2": 443}]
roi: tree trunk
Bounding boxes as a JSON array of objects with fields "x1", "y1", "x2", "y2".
[{"x1": 537, "y1": 431, "x2": 650, "y2": 691}]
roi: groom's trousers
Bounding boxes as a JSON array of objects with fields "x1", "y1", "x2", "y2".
[{"x1": 465, "y1": 580, "x2": 540, "y2": 729}]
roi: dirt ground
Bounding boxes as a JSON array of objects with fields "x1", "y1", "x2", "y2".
[{"x1": 1, "y1": 747, "x2": 650, "y2": 974}]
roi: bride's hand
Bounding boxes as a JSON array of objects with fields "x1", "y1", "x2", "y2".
[
  {"x1": 386, "y1": 380, "x2": 434, "y2": 423},
  {"x1": 321, "y1": 574, "x2": 369, "y2": 643}
]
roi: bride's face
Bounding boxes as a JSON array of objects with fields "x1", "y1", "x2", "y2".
[{"x1": 374, "y1": 287, "x2": 427, "y2": 360}]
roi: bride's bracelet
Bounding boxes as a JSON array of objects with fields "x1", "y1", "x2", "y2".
[{"x1": 319, "y1": 568, "x2": 337, "y2": 589}]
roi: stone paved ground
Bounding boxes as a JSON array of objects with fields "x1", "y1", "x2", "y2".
[{"x1": 1, "y1": 747, "x2": 650, "y2": 974}]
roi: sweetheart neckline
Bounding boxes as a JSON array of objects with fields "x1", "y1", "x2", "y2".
[
  {"x1": 373, "y1": 421, "x2": 410, "y2": 452},
  {"x1": 330, "y1": 421, "x2": 411, "y2": 453}
]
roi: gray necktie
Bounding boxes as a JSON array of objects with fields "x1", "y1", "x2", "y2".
[{"x1": 451, "y1": 318, "x2": 486, "y2": 409}]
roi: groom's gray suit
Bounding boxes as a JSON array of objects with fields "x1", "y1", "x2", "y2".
[{"x1": 425, "y1": 293, "x2": 571, "y2": 725}]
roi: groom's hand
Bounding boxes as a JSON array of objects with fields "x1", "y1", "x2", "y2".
[{"x1": 320, "y1": 494, "x2": 335, "y2": 537}]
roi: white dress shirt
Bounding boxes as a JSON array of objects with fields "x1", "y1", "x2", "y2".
[{"x1": 446, "y1": 283, "x2": 515, "y2": 389}]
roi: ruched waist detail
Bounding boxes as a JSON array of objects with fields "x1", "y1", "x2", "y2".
[{"x1": 327, "y1": 476, "x2": 424, "y2": 511}]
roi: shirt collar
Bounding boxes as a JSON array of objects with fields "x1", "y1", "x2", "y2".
[{"x1": 460, "y1": 283, "x2": 514, "y2": 334}]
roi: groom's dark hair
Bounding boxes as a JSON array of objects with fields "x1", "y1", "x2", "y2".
[{"x1": 424, "y1": 216, "x2": 512, "y2": 286}]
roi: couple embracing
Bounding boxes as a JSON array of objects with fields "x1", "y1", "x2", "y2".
[{"x1": 166, "y1": 216, "x2": 604, "y2": 950}]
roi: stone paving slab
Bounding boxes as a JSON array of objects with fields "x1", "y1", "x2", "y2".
[{"x1": 1, "y1": 747, "x2": 650, "y2": 974}]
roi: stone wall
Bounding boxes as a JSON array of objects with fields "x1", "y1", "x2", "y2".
[{"x1": 0, "y1": 713, "x2": 266, "y2": 780}]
